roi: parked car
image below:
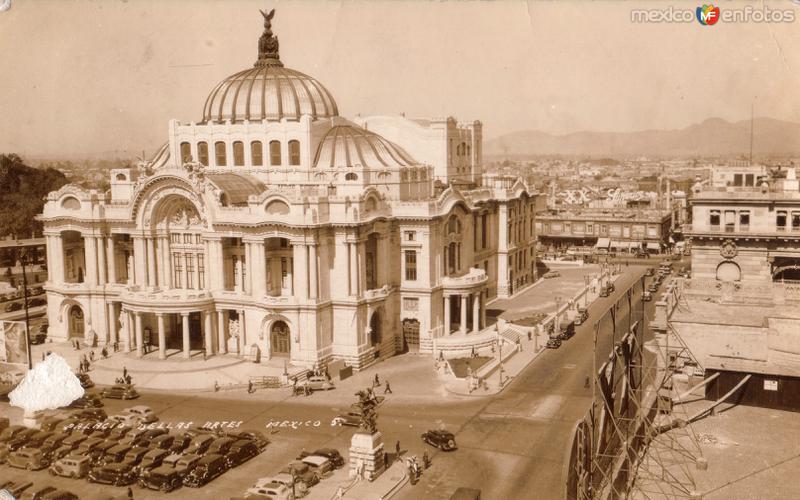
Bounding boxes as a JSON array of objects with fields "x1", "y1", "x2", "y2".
[
  {"x1": 558, "y1": 321, "x2": 576, "y2": 341},
  {"x1": 134, "y1": 448, "x2": 169, "y2": 475},
  {"x1": 0, "y1": 424, "x2": 27, "y2": 444},
  {"x1": 599, "y1": 285, "x2": 611, "y2": 298},
  {"x1": 4, "y1": 301, "x2": 22, "y2": 312},
  {"x1": 304, "y1": 375, "x2": 335, "y2": 391},
  {"x1": 207, "y1": 436, "x2": 236, "y2": 456},
  {"x1": 28, "y1": 297, "x2": 46, "y2": 307},
  {"x1": 7, "y1": 447, "x2": 51, "y2": 470},
  {"x1": 449, "y1": 487, "x2": 482, "y2": 500},
  {"x1": 122, "y1": 405, "x2": 157, "y2": 424},
  {"x1": 19, "y1": 485, "x2": 58, "y2": 500},
  {"x1": 182, "y1": 453, "x2": 228, "y2": 487},
  {"x1": 648, "y1": 283, "x2": 659, "y2": 293},
  {"x1": 297, "y1": 447, "x2": 345, "y2": 469},
  {"x1": 0, "y1": 480, "x2": 33, "y2": 498},
  {"x1": 87, "y1": 441, "x2": 119, "y2": 465},
  {"x1": 645, "y1": 267, "x2": 655, "y2": 277},
  {"x1": 121, "y1": 446, "x2": 150, "y2": 467},
  {"x1": 68, "y1": 394, "x2": 104, "y2": 409},
  {"x1": 99, "y1": 384, "x2": 139, "y2": 400},
  {"x1": 279, "y1": 461, "x2": 319, "y2": 487},
  {"x1": 39, "y1": 432, "x2": 69, "y2": 456},
  {"x1": 546, "y1": 338, "x2": 562, "y2": 349},
  {"x1": 99, "y1": 443, "x2": 133, "y2": 466},
  {"x1": 184, "y1": 434, "x2": 215, "y2": 455},
  {"x1": 421, "y1": 429, "x2": 458, "y2": 451},
  {"x1": 70, "y1": 407, "x2": 107, "y2": 421},
  {"x1": 574, "y1": 307, "x2": 589, "y2": 326},
  {"x1": 30, "y1": 331, "x2": 47, "y2": 344},
  {"x1": 224, "y1": 439, "x2": 259, "y2": 468},
  {"x1": 301, "y1": 455, "x2": 334, "y2": 478},
  {"x1": 254, "y1": 476, "x2": 308, "y2": 497},
  {"x1": 49, "y1": 455, "x2": 92, "y2": 479},
  {"x1": 139, "y1": 466, "x2": 184, "y2": 492},
  {"x1": 39, "y1": 416, "x2": 67, "y2": 432},
  {"x1": 23, "y1": 430, "x2": 55, "y2": 449},
  {"x1": 543, "y1": 271, "x2": 561, "y2": 279},
  {"x1": 642, "y1": 291, "x2": 653, "y2": 302},
  {"x1": 87, "y1": 462, "x2": 138, "y2": 486},
  {"x1": 607, "y1": 283, "x2": 615, "y2": 293},
  {"x1": 244, "y1": 482, "x2": 294, "y2": 499},
  {"x1": 75, "y1": 372, "x2": 94, "y2": 389},
  {"x1": 4, "y1": 428, "x2": 39, "y2": 452},
  {"x1": 331, "y1": 409, "x2": 362, "y2": 427},
  {"x1": 226, "y1": 429, "x2": 269, "y2": 451},
  {"x1": 168, "y1": 433, "x2": 192, "y2": 454}
]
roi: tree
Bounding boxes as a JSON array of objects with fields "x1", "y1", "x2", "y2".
[{"x1": 0, "y1": 154, "x2": 68, "y2": 239}]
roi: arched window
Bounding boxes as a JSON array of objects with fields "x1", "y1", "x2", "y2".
[
  {"x1": 214, "y1": 141, "x2": 226, "y2": 166},
  {"x1": 269, "y1": 140, "x2": 281, "y2": 166},
  {"x1": 232, "y1": 141, "x2": 244, "y2": 166},
  {"x1": 288, "y1": 140, "x2": 301, "y2": 166},
  {"x1": 345, "y1": 172, "x2": 358, "y2": 181},
  {"x1": 180, "y1": 142, "x2": 192, "y2": 163},
  {"x1": 251, "y1": 141, "x2": 263, "y2": 166},
  {"x1": 197, "y1": 142, "x2": 209, "y2": 166},
  {"x1": 115, "y1": 173, "x2": 127, "y2": 182}
]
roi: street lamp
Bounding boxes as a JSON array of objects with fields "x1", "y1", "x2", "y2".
[
  {"x1": 18, "y1": 249, "x2": 33, "y2": 370},
  {"x1": 584, "y1": 275, "x2": 590, "y2": 307}
]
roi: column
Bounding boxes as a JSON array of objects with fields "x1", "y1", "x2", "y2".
[
  {"x1": 181, "y1": 312, "x2": 191, "y2": 359},
  {"x1": 460, "y1": 294, "x2": 468, "y2": 335},
  {"x1": 146, "y1": 237, "x2": 157, "y2": 287},
  {"x1": 107, "y1": 302, "x2": 117, "y2": 346},
  {"x1": 194, "y1": 252, "x2": 202, "y2": 293},
  {"x1": 472, "y1": 292, "x2": 480, "y2": 333},
  {"x1": 160, "y1": 236, "x2": 172, "y2": 288},
  {"x1": 44, "y1": 236, "x2": 54, "y2": 283},
  {"x1": 107, "y1": 236, "x2": 116, "y2": 284},
  {"x1": 157, "y1": 313, "x2": 166, "y2": 360},
  {"x1": 217, "y1": 309, "x2": 227, "y2": 354},
  {"x1": 237, "y1": 309, "x2": 246, "y2": 356},
  {"x1": 481, "y1": 291, "x2": 487, "y2": 329},
  {"x1": 84, "y1": 235, "x2": 98, "y2": 286},
  {"x1": 308, "y1": 243, "x2": 318, "y2": 299},
  {"x1": 348, "y1": 243, "x2": 356, "y2": 296},
  {"x1": 124, "y1": 310, "x2": 132, "y2": 353},
  {"x1": 204, "y1": 310, "x2": 213, "y2": 355},
  {"x1": 53, "y1": 234, "x2": 65, "y2": 283},
  {"x1": 133, "y1": 236, "x2": 146, "y2": 286},
  {"x1": 97, "y1": 236, "x2": 107, "y2": 285},
  {"x1": 444, "y1": 295, "x2": 451, "y2": 335},
  {"x1": 293, "y1": 243, "x2": 308, "y2": 299},
  {"x1": 134, "y1": 311, "x2": 143, "y2": 358},
  {"x1": 235, "y1": 256, "x2": 243, "y2": 293},
  {"x1": 207, "y1": 238, "x2": 223, "y2": 290}
]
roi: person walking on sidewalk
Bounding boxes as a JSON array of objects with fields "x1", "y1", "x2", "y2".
[
  {"x1": 395, "y1": 440, "x2": 401, "y2": 456},
  {"x1": 384, "y1": 381, "x2": 392, "y2": 394},
  {"x1": 373, "y1": 373, "x2": 381, "y2": 387},
  {"x1": 247, "y1": 380, "x2": 254, "y2": 394}
]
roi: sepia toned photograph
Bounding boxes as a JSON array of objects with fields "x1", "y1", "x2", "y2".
[{"x1": 0, "y1": 1, "x2": 799, "y2": 499}]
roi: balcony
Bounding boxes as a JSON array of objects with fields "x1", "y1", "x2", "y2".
[{"x1": 442, "y1": 267, "x2": 488, "y2": 291}]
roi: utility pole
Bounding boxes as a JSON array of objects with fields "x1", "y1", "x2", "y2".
[{"x1": 19, "y1": 249, "x2": 33, "y2": 370}]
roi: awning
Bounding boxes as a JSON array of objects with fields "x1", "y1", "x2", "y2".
[
  {"x1": 595, "y1": 238, "x2": 610, "y2": 249},
  {"x1": 610, "y1": 240, "x2": 624, "y2": 249},
  {"x1": 646, "y1": 242, "x2": 661, "y2": 251},
  {"x1": 627, "y1": 242, "x2": 639, "y2": 250}
]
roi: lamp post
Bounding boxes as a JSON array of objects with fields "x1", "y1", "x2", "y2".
[
  {"x1": 584, "y1": 275, "x2": 590, "y2": 307},
  {"x1": 19, "y1": 249, "x2": 33, "y2": 370}
]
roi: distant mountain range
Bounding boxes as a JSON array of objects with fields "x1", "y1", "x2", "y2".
[{"x1": 484, "y1": 118, "x2": 800, "y2": 157}]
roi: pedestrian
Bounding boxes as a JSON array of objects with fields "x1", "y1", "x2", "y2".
[
  {"x1": 123, "y1": 366, "x2": 128, "y2": 380},
  {"x1": 90, "y1": 350, "x2": 95, "y2": 362},
  {"x1": 374, "y1": 373, "x2": 380, "y2": 387},
  {"x1": 584, "y1": 376, "x2": 590, "y2": 389},
  {"x1": 127, "y1": 486, "x2": 133, "y2": 498},
  {"x1": 41, "y1": 352, "x2": 45, "y2": 362},
  {"x1": 125, "y1": 374, "x2": 132, "y2": 385},
  {"x1": 384, "y1": 450, "x2": 389, "y2": 466},
  {"x1": 527, "y1": 330, "x2": 532, "y2": 341},
  {"x1": 395, "y1": 440, "x2": 401, "y2": 456},
  {"x1": 101, "y1": 346, "x2": 108, "y2": 359},
  {"x1": 214, "y1": 381, "x2": 219, "y2": 392},
  {"x1": 248, "y1": 380, "x2": 254, "y2": 394},
  {"x1": 423, "y1": 451, "x2": 430, "y2": 469},
  {"x1": 113, "y1": 341, "x2": 119, "y2": 352},
  {"x1": 384, "y1": 381, "x2": 392, "y2": 394}
]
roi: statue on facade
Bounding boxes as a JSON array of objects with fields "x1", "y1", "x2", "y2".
[{"x1": 118, "y1": 310, "x2": 127, "y2": 341}]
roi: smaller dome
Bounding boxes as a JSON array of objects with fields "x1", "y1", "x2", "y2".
[{"x1": 314, "y1": 125, "x2": 417, "y2": 170}]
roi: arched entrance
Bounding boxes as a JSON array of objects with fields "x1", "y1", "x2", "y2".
[
  {"x1": 270, "y1": 321, "x2": 290, "y2": 357},
  {"x1": 716, "y1": 261, "x2": 741, "y2": 281},
  {"x1": 68, "y1": 306, "x2": 85, "y2": 338},
  {"x1": 370, "y1": 312, "x2": 382, "y2": 346},
  {"x1": 402, "y1": 319, "x2": 420, "y2": 353}
]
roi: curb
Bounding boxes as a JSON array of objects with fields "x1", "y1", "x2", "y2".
[{"x1": 442, "y1": 345, "x2": 548, "y2": 397}]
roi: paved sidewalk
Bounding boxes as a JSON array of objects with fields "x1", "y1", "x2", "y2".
[{"x1": 305, "y1": 459, "x2": 408, "y2": 500}]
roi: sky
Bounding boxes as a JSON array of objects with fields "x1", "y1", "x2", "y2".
[{"x1": 0, "y1": 0, "x2": 798, "y2": 159}]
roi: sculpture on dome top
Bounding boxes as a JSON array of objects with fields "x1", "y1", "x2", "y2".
[{"x1": 256, "y1": 8, "x2": 282, "y2": 66}]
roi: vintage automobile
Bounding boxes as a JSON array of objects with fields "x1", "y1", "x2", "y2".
[
  {"x1": 0, "y1": 424, "x2": 28, "y2": 444},
  {"x1": 134, "y1": 448, "x2": 170, "y2": 475},
  {"x1": 642, "y1": 291, "x2": 653, "y2": 302},
  {"x1": 99, "y1": 383, "x2": 139, "y2": 400},
  {"x1": 49, "y1": 455, "x2": 92, "y2": 479},
  {"x1": 2, "y1": 428, "x2": 39, "y2": 453},
  {"x1": 38, "y1": 432, "x2": 69, "y2": 457},
  {"x1": 331, "y1": 409, "x2": 363, "y2": 427},
  {"x1": 184, "y1": 434, "x2": 215, "y2": 455},
  {"x1": 449, "y1": 487, "x2": 482, "y2": 500},
  {"x1": 254, "y1": 476, "x2": 308, "y2": 497},
  {"x1": 182, "y1": 453, "x2": 228, "y2": 487},
  {"x1": 244, "y1": 482, "x2": 294, "y2": 499},
  {"x1": 224, "y1": 439, "x2": 259, "y2": 468},
  {"x1": 139, "y1": 466, "x2": 185, "y2": 492},
  {"x1": 68, "y1": 394, "x2": 104, "y2": 409},
  {"x1": 421, "y1": 429, "x2": 458, "y2": 451},
  {"x1": 543, "y1": 271, "x2": 561, "y2": 279},
  {"x1": 645, "y1": 267, "x2": 655, "y2": 277},
  {"x1": 599, "y1": 285, "x2": 611, "y2": 298},
  {"x1": 207, "y1": 436, "x2": 237, "y2": 456},
  {"x1": 0, "y1": 480, "x2": 33, "y2": 498},
  {"x1": 301, "y1": 455, "x2": 335, "y2": 479},
  {"x1": 75, "y1": 372, "x2": 94, "y2": 389},
  {"x1": 546, "y1": 337, "x2": 562, "y2": 349},
  {"x1": 7, "y1": 447, "x2": 51, "y2": 470},
  {"x1": 648, "y1": 283, "x2": 659, "y2": 293},
  {"x1": 122, "y1": 405, "x2": 157, "y2": 424},
  {"x1": 23, "y1": 430, "x2": 56, "y2": 449},
  {"x1": 297, "y1": 447, "x2": 345, "y2": 469},
  {"x1": 279, "y1": 461, "x2": 320, "y2": 487},
  {"x1": 4, "y1": 301, "x2": 22, "y2": 312},
  {"x1": 98, "y1": 443, "x2": 134, "y2": 466},
  {"x1": 87, "y1": 462, "x2": 139, "y2": 486},
  {"x1": 70, "y1": 408, "x2": 107, "y2": 421},
  {"x1": 304, "y1": 375, "x2": 335, "y2": 391},
  {"x1": 558, "y1": 321, "x2": 576, "y2": 341},
  {"x1": 574, "y1": 307, "x2": 589, "y2": 326},
  {"x1": 30, "y1": 331, "x2": 47, "y2": 345},
  {"x1": 160, "y1": 452, "x2": 202, "y2": 478},
  {"x1": 226, "y1": 429, "x2": 269, "y2": 451}
]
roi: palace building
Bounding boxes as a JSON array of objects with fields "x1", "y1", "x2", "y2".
[{"x1": 38, "y1": 12, "x2": 538, "y2": 369}]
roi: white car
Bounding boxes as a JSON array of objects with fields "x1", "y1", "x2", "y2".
[
  {"x1": 122, "y1": 405, "x2": 157, "y2": 424},
  {"x1": 245, "y1": 482, "x2": 295, "y2": 499},
  {"x1": 254, "y1": 476, "x2": 307, "y2": 497},
  {"x1": 301, "y1": 455, "x2": 334, "y2": 478},
  {"x1": 107, "y1": 413, "x2": 139, "y2": 427}
]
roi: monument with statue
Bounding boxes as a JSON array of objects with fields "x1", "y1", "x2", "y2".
[{"x1": 348, "y1": 389, "x2": 386, "y2": 481}]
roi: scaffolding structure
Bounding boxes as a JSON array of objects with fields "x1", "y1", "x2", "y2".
[{"x1": 566, "y1": 276, "x2": 706, "y2": 500}]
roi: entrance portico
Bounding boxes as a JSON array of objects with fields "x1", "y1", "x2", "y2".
[{"x1": 442, "y1": 267, "x2": 489, "y2": 335}]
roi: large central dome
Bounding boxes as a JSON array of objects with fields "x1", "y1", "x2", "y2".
[{"x1": 201, "y1": 10, "x2": 338, "y2": 124}]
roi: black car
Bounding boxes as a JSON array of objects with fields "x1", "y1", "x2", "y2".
[
  {"x1": 4, "y1": 302, "x2": 22, "y2": 312},
  {"x1": 558, "y1": 321, "x2": 575, "y2": 341},
  {"x1": 70, "y1": 408, "x2": 107, "y2": 421},
  {"x1": 31, "y1": 331, "x2": 47, "y2": 344},
  {"x1": 4, "y1": 428, "x2": 38, "y2": 451},
  {"x1": 546, "y1": 338, "x2": 562, "y2": 349},
  {"x1": 87, "y1": 462, "x2": 138, "y2": 486},
  {"x1": 29, "y1": 297, "x2": 46, "y2": 307},
  {"x1": 68, "y1": 394, "x2": 104, "y2": 409},
  {"x1": 139, "y1": 466, "x2": 183, "y2": 492},
  {"x1": 168, "y1": 433, "x2": 193, "y2": 454},
  {"x1": 182, "y1": 453, "x2": 228, "y2": 487},
  {"x1": 421, "y1": 430, "x2": 457, "y2": 451},
  {"x1": 0, "y1": 425, "x2": 27, "y2": 443},
  {"x1": 225, "y1": 429, "x2": 269, "y2": 451},
  {"x1": 99, "y1": 383, "x2": 139, "y2": 399},
  {"x1": 75, "y1": 372, "x2": 94, "y2": 389},
  {"x1": 297, "y1": 447, "x2": 345, "y2": 469},
  {"x1": 223, "y1": 439, "x2": 259, "y2": 468}
]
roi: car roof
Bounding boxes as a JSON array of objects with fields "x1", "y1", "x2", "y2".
[
  {"x1": 197, "y1": 453, "x2": 223, "y2": 464},
  {"x1": 302, "y1": 455, "x2": 329, "y2": 466}
]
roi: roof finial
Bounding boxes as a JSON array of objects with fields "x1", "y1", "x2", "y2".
[{"x1": 256, "y1": 8, "x2": 283, "y2": 67}]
